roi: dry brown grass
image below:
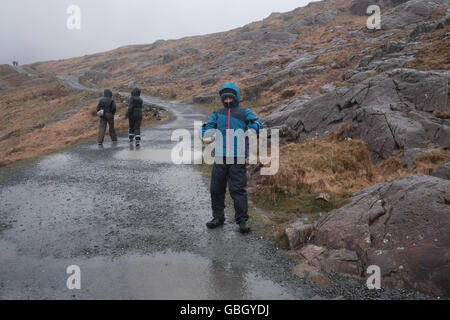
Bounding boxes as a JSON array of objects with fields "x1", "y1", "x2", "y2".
[
  {"x1": 252, "y1": 136, "x2": 374, "y2": 203},
  {"x1": 0, "y1": 65, "x2": 32, "y2": 86},
  {"x1": 434, "y1": 109, "x2": 450, "y2": 119},
  {"x1": 250, "y1": 134, "x2": 450, "y2": 205},
  {"x1": 404, "y1": 28, "x2": 450, "y2": 71},
  {"x1": 414, "y1": 150, "x2": 450, "y2": 175}
]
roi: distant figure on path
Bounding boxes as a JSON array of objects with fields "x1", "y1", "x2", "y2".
[
  {"x1": 126, "y1": 88, "x2": 143, "y2": 146},
  {"x1": 96, "y1": 89, "x2": 117, "y2": 145}
]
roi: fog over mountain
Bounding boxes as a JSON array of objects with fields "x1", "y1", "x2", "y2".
[{"x1": 0, "y1": 0, "x2": 311, "y2": 65}]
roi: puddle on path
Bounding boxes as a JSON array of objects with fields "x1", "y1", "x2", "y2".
[{"x1": 0, "y1": 240, "x2": 295, "y2": 300}]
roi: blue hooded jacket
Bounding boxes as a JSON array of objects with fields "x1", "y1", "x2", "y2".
[{"x1": 201, "y1": 82, "x2": 263, "y2": 158}]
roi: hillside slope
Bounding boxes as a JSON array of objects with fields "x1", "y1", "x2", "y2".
[{"x1": 25, "y1": 0, "x2": 450, "y2": 163}]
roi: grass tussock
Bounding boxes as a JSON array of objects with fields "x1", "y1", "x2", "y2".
[
  {"x1": 253, "y1": 134, "x2": 374, "y2": 200},
  {"x1": 434, "y1": 109, "x2": 450, "y2": 119},
  {"x1": 414, "y1": 150, "x2": 450, "y2": 174},
  {"x1": 404, "y1": 35, "x2": 450, "y2": 71}
]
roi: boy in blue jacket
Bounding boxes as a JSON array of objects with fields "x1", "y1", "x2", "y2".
[{"x1": 200, "y1": 82, "x2": 263, "y2": 233}]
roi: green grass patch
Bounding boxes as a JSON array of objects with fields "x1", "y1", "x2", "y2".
[
  {"x1": 248, "y1": 191, "x2": 350, "y2": 246},
  {"x1": 250, "y1": 191, "x2": 350, "y2": 225}
]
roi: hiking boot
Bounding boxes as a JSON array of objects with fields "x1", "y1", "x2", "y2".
[
  {"x1": 206, "y1": 217, "x2": 225, "y2": 229},
  {"x1": 239, "y1": 220, "x2": 250, "y2": 234}
]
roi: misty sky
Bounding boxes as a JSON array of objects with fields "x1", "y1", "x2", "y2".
[{"x1": 0, "y1": 0, "x2": 313, "y2": 65}]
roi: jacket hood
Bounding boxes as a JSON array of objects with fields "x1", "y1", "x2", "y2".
[
  {"x1": 219, "y1": 82, "x2": 241, "y2": 103},
  {"x1": 104, "y1": 89, "x2": 113, "y2": 98},
  {"x1": 131, "y1": 88, "x2": 141, "y2": 97}
]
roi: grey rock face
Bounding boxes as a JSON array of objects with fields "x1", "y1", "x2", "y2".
[
  {"x1": 151, "y1": 39, "x2": 167, "y2": 49},
  {"x1": 432, "y1": 162, "x2": 450, "y2": 180},
  {"x1": 192, "y1": 92, "x2": 217, "y2": 104},
  {"x1": 78, "y1": 70, "x2": 112, "y2": 84},
  {"x1": 287, "y1": 10, "x2": 337, "y2": 33},
  {"x1": 201, "y1": 78, "x2": 220, "y2": 86},
  {"x1": 357, "y1": 41, "x2": 415, "y2": 73},
  {"x1": 243, "y1": 78, "x2": 276, "y2": 101},
  {"x1": 382, "y1": 0, "x2": 449, "y2": 30},
  {"x1": 286, "y1": 223, "x2": 315, "y2": 249},
  {"x1": 263, "y1": 69, "x2": 450, "y2": 162},
  {"x1": 141, "y1": 75, "x2": 172, "y2": 86},
  {"x1": 162, "y1": 52, "x2": 181, "y2": 64},
  {"x1": 0, "y1": 79, "x2": 10, "y2": 90},
  {"x1": 261, "y1": 32, "x2": 298, "y2": 46},
  {"x1": 409, "y1": 22, "x2": 438, "y2": 39},
  {"x1": 400, "y1": 148, "x2": 434, "y2": 168},
  {"x1": 309, "y1": 174, "x2": 450, "y2": 297},
  {"x1": 284, "y1": 53, "x2": 318, "y2": 76}
]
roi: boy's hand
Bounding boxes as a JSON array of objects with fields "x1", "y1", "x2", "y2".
[{"x1": 248, "y1": 123, "x2": 259, "y2": 132}]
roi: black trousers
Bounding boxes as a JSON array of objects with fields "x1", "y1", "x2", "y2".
[
  {"x1": 210, "y1": 162, "x2": 248, "y2": 224},
  {"x1": 128, "y1": 117, "x2": 142, "y2": 140}
]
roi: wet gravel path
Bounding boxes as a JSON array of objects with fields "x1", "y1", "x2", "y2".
[
  {"x1": 0, "y1": 92, "x2": 312, "y2": 299},
  {"x1": 0, "y1": 78, "x2": 430, "y2": 300}
]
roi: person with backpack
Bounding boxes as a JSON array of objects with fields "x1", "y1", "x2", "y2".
[
  {"x1": 126, "y1": 88, "x2": 144, "y2": 146},
  {"x1": 200, "y1": 82, "x2": 263, "y2": 234},
  {"x1": 96, "y1": 89, "x2": 117, "y2": 145}
]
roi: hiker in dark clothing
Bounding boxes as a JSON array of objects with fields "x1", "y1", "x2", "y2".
[
  {"x1": 126, "y1": 88, "x2": 143, "y2": 146},
  {"x1": 200, "y1": 82, "x2": 263, "y2": 234},
  {"x1": 97, "y1": 89, "x2": 117, "y2": 145}
]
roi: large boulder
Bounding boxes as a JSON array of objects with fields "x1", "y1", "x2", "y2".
[
  {"x1": 306, "y1": 175, "x2": 450, "y2": 297},
  {"x1": 263, "y1": 69, "x2": 450, "y2": 162}
]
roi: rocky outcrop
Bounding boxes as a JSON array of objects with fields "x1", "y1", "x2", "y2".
[
  {"x1": 192, "y1": 91, "x2": 217, "y2": 104},
  {"x1": 0, "y1": 79, "x2": 10, "y2": 90},
  {"x1": 356, "y1": 41, "x2": 414, "y2": 73},
  {"x1": 263, "y1": 68, "x2": 450, "y2": 162},
  {"x1": 286, "y1": 10, "x2": 337, "y2": 33},
  {"x1": 289, "y1": 175, "x2": 450, "y2": 297},
  {"x1": 78, "y1": 70, "x2": 112, "y2": 84},
  {"x1": 382, "y1": 0, "x2": 450, "y2": 30},
  {"x1": 432, "y1": 162, "x2": 450, "y2": 180},
  {"x1": 350, "y1": 0, "x2": 409, "y2": 16},
  {"x1": 286, "y1": 222, "x2": 315, "y2": 249}
]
